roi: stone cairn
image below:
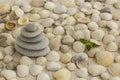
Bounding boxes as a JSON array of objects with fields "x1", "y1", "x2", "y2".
[{"x1": 15, "y1": 23, "x2": 50, "y2": 57}]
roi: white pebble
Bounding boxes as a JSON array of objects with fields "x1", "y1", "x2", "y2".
[
  {"x1": 60, "y1": 45, "x2": 69, "y2": 53},
  {"x1": 87, "y1": 22, "x2": 98, "y2": 31},
  {"x1": 1, "y1": 70, "x2": 16, "y2": 80},
  {"x1": 30, "y1": 65, "x2": 43, "y2": 76},
  {"x1": 66, "y1": 16, "x2": 76, "y2": 25},
  {"x1": 92, "y1": 29, "x2": 105, "y2": 41},
  {"x1": 39, "y1": 10, "x2": 51, "y2": 19},
  {"x1": 100, "y1": 13, "x2": 112, "y2": 20},
  {"x1": 67, "y1": 8, "x2": 78, "y2": 15},
  {"x1": 44, "y1": 2, "x2": 56, "y2": 10},
  {"x1": 37, "y1": 73, "x2": 50, "y2": 80},
  {"x1": 109, "y1": 29, "x2": 119, "y2": 36},
  {"x1": 66, "y1": 63, "x2": 76, "y2": 71},
  {"x1": 72, "y1": 31, "x2": 84, "y2": 40},
  {"x1": 21, "y1": 4, "x2": 32, "y2": 12},
  {"x1": 101, "y1": 73, "x2": 110, "y2": 80},
  {"x1": 46, "y1": 51, "x2": 60, "y2": 62},
  {"x1": 103, "y1": 35, "x2": 115, "y2": 44},
  {"x1": 62, "y1": 35, "x2": 74, "y2": 45},
  {"x1": 75, "y1": 24, "x2": 87, "y2": 31},
  {"x1": 54, "y1": 4, "x2": 67, "y2": 14},
  {"x1": 19, "y1": 56, "x2": 33, "y2": 66},
  {"x1": 53, "y1": 26, "x2": 65, "y2": 35},
  {"x1": 82, "y1": 29, "x2": 90, "y2": 40},
  {"x1": 36, "y1": 57, "x2": 47, "y2": 66},
  {"x1": 14, "y1": 7, "x2": 24, "y2": 17},
  {"x1": 47, "y1": 62, "x2": 61, "y2": 71},
  {"x1": 91, "y1": 13, "x2": 101, "y2": 22},
  {"x1": 50, "y1": 13, "x2": 59, "y2": 20},
  {"x1": 17, "y1": 65, "x2": 29, "y2": 77},
  {"x1": 73, "y1": 41, "x2": 85, "y2": 53},
  {"x1": 93, "y1": 2, "x2": 103, "y2": 10},
  {"x1": 106, "y1": 42, "x2": 118, "y2": 51},
  {"x1": 76, "y1": 67, "x2": 88, "y2": 78},
  {"x1": 4, "y1": 46, "x2": 14, "y2": 55},
  {"x1": 41, "y1": 18, "x2": 54, "y2": 27},
  {"x1": 107, "y1": 21, "x2": 119, "y2": 29},
  {"x1": 88, "y1": 64, "x2": 106, "y2": 76},
  {"x1": 46, "y1": 33, "x2": 55, "y2": 39}
]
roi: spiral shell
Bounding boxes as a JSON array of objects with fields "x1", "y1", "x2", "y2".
[
  {"x1": 18, "y1": 17, "x2": 29, "y2": 25},
  {"x1": 5, "y1": 21, "x2": 16, "y2": 30}
]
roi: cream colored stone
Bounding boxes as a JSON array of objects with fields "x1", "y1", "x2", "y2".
[
  {"x1": 108, "y1": 63, "x2": 120, "y2": 77},
  {"x1": 19, "y1": 56, "x2": 33, "y2": 66},
  {"x1": 66, "y1": 63, "x2": 76, "y2": 71},
  {"x1": 96, "y1": 51, "x2": 114, "y2": 66},
  {"x1": 88, "y1": 64, "x2": 106, "y2": 76},
  {"x1": 47, "y1": 62, "x2": 61, "y2": 71},
  {"x1": 1, "y1": 70, "x2": 16, "y2": 80},
  {"x1": 46, "y1": 51, "x2": 60, "y2": 62},
  {"x1": 106, "y1": 42, "x2": 118, "y2": 51},
  {"x1": 54, "y1": 68, "x2": 71, "y2": 80},
  {"x1": 60, "y1": 53, "x2": 72, "y2": 64},
  {"x1": 36, "y1": 57, "x2": 47, "y2": 66}
]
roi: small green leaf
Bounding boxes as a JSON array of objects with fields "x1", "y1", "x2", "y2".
[
  {"x1": 80, "y1": 39, "x2": 89, "y2": 44},
  {"x1": 80, "y1": 38, "x2": 100, "y2": 51}
]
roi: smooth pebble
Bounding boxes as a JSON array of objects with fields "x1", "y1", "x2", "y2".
[
  {"x1": 36, "y1": 57, "x2": 47, "y2": 66},
  {"x1": 30, "y1": 65, "x2": 43, "y2": 76},
  {"x1": 46, "y1": 51, "x2": 60, "y2": 62},
  {"x1": 66, "y1": 63, "x2": 76, "y2": 71},
  {"x1": 47, "y1": 62, "x2": 61, "y2": 71},
  {"x1": 76, "y1": 67, "x2": 88, "y2": 78},
  {"x1": 37, "y1": 72, "x2": 50, "y2": 80},
  {"x1": 60, "y1": 53, "x2": 72, "y2": 64},
  {"x1": 53, "y1": 26, "x2": 65, "y2": 35},
  {"x1": 17, "y1": 65, "x2": 29, "y2": 77}
]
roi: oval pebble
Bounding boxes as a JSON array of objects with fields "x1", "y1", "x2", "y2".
[
  {"x1": 47, "y1": 62, "x2": 61, "y2": 71},
  {"x1": 46, "y1": 51, "x2": 60, "y2": 62},
  {"x1": 17, "y1": 65, "x2": 29, "y2": 77},
  {"x1": 4, "y1": 46, "x2": 14, "y2": 55},
  {"x1": 66, "y1": 63, "x2": 76, "y2": 71},
  {"x1": 1, "y1": 70, "x2": 16, "y2": 80},
  {"x1": 60, "y1": 53, "x2": 72, "y2": 64},
  {"x1": 36, "y1": 57, "x2": 47, "y2": 66},
  {"x1": 53, "y1": 26, "x2": 65, "y2": 35},
  {"x1": 30, "y1": 65, "x2": 43, "y2": 76},
  {"x1": 76, "y1": 67, "x2": 88, "y2": 78},
  {"x1": 37, "y1": 72, "x2": 50, "y2": 80}
]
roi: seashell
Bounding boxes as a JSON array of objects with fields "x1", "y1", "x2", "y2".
[
  {"x1": 31, "y1": 0, "x2": 45, "y2": 7},
  {"x1": 108, "y1": 63, "x2": 120, "y2": 77},
  {"x1": 0, "y1": 35, "x2": 8, "y2": 47},
  {"x1": 18, "y1": 17, "x2": 29, "y2": 25},
  {"x1": 96, "y1": 51, "x2": 114, "y2": 66},
  {"x1": 14, "y1": 7, "x2": 24, "y2": 17},
  {"x1": 5, "y1": 21, "x2": 16, "y2": 30},
  {"x1": 9, "y1": 11, "x2": 18, "y2": 20},
  {"x1": 29, "y1": 13, "x2": 40, "y2": 22},
  {"x1": 0, "y1": 4, "x2": 10, "y2": 15}
]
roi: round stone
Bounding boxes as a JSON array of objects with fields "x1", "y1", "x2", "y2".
[
  {"x1": 30, "y1": 65, "x2": 43, "y2": 76},
  {"x1": 76, "y1": 67, "x2": 88, "y2": 78},
  {"x1": 53, "y1": 26, "x2": 65, "y2": 35},
  {"x1": 60, "y1": 53, "x2": 72, "y2": 64},
  {"x1": 36, "y1": 57, "x2": 47, "y2": 66},
  {"x1": 19, "y1": 56, "x2": 33, "y2": 66},
  {"x1": 17, "y1": 65, "x2": 29, "y2": 77},
  {"x1": 4, "y1": 46, "x2": 14, "y2": 55},
  {"x1": 37, "y1": 72, "x2": 50, "y2": 80},
  {"x1": 46, "y1": 62, "x2": 61, "y2": 71},
  {"x1": 46, "y1": 51, "x2": 60, "y2": 62},
  {"x1": 66, "y1": 63, "x2": 76, "y2": 71}
]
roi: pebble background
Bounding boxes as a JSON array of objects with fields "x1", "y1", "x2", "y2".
[{"x1": 0, "y1": 0, "x2": 120, "y2": 80}]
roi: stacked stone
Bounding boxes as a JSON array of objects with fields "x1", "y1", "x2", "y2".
[{"x1": 15, "y1": 23, "x2": 50, "y2": 57}]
